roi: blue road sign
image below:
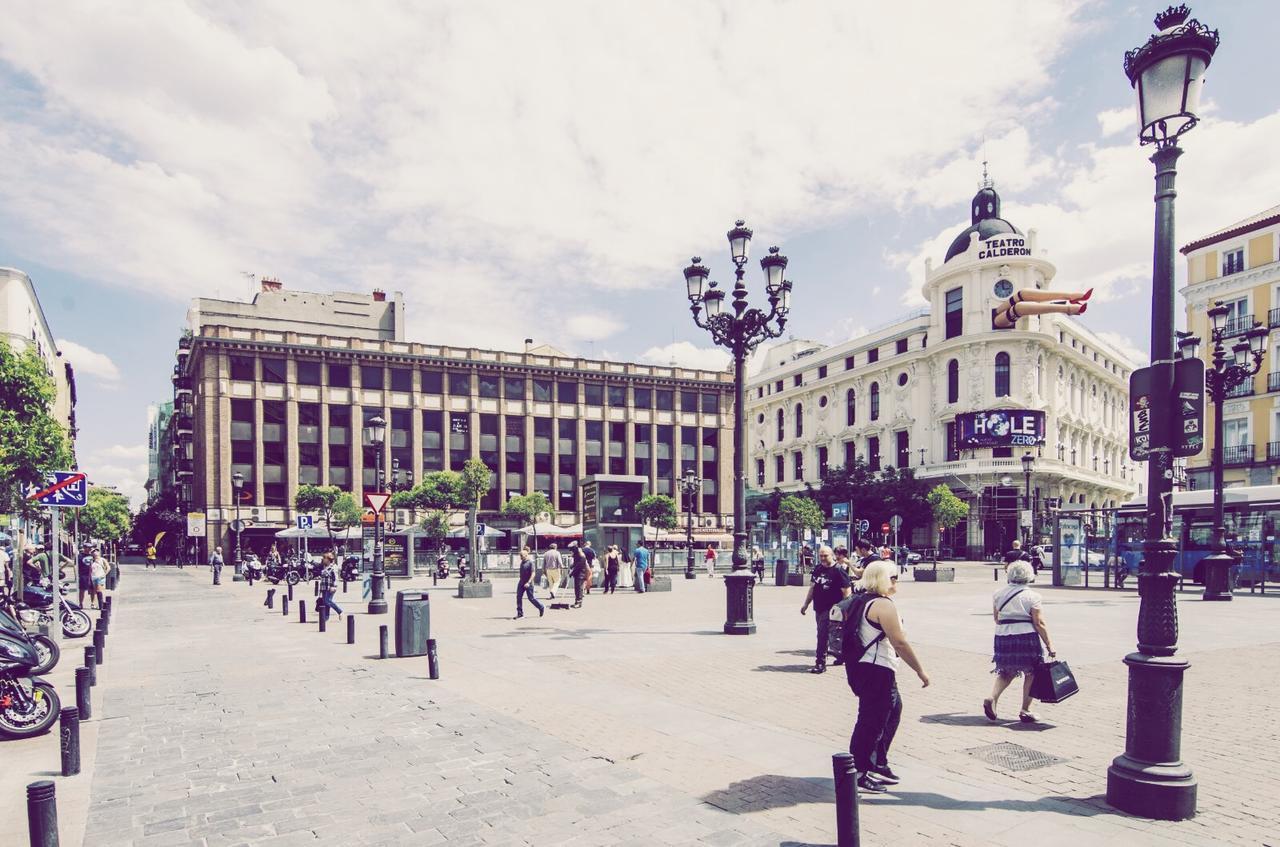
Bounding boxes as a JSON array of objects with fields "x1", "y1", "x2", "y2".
[
  {"x1": 32, "y1": 471, "x2": 87, "y2": 508},
  {"x1": 297, "y1": 515, "x2": 315, "y2": 530}
]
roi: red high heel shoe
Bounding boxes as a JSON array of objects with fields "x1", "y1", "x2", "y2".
[
  {"x1": 1076, "y1": 302, "x2": 1088, "y2": 316},
  {"x1": 1071, "y1": 288, "x2": 1093, "y2": 304}
]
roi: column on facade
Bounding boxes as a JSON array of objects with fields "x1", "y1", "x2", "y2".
[
  {"x1": 252, "y1": 396, "x2": 265, "y2": 506},
  {"x1": 410, "y1": 388, "x2": 424, "y2": 487},
  {"x1": 350, "y1": 364, "x2": 364, "y2": 501}
]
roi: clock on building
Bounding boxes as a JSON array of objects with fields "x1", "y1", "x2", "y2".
[{"x1": 993, "y1": 278, "x2": 1014, "y2": 299}]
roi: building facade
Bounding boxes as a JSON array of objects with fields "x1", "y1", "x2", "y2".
[
  {"x1": 1180, "y1": 205, "x2": 1280, "y2": 490},
  {"x1": 747, "y1": 180, "x2": 1141, "y2": 557},
  {"x1": 1, "y1": 267, "x2": 77, "y2": 441},
  {"x1": 171, "y1": 281, "x2": 735, "y2": 556}
]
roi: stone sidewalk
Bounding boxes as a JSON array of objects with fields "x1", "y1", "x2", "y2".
[{"x1": 75, "y1": 565, "x2": 1280, "y2": 845}]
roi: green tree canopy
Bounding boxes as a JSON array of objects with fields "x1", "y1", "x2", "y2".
[
  {"x1": 418, "y1": 509, "x2": 451, "y2": 553},
  {"x1": 502, "y1": 492, "x2": 553, "y2": 551},
  {"x1": 458, "y1": 459, "x2": 492, "y2": 581},
  {"x1": 132, "y1": 492, "x2": 185, "y2": 551},
  {"x1": 295, "y1": 485, "x2": 361, "y2": 549},
  {"x1": 926, "y1": 484, "x2": 969, "y2": 530},
  {"x1": 79, "y1": 488, "x2": 132, "y2": 543},
  {"x1": 0, "y1": 344, "x2": 74, "y2": 512},
  {"x1": 636, "y1": 494, "x2": 677, "y2": 543},
  {"x1": 778, "y1": 494, "x2": 825, "y2": 540}
]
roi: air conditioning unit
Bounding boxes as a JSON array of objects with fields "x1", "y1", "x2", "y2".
[
  {"x1": 250, "y1": 508, "x2": 262, "y2": 521},
  {"x1": 395, "y1": 509, "x2": 410, "y2": 525}
]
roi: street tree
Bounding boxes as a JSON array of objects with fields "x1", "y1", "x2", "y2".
[
  {"x1": 79, "y1": 488, "x2": 132, "y2": 546},
  {"x1": 132, "y1": 492, "x2": 185, "y2": 557},
  {"x1": 926, "y1": 484, "x2": 969, "y2": 552},
  {"x1": 636, "y1": 494, "x2": 677, "y2": 544},
  {"x1": 418, "y1": 510, "x2": 452, "y2": 557},
  {"x1": 778, "y1": 494, "x2": 825, "y2": 543},
  {"x1": 501, "y1": 492, "x2": 553, "y2": 552},
  {"x1": 457, "y1": 459, "x2": 492, "y2": 581},
  {"x1": 295, "y1": 485, "x2": 361, "y2": 553}
]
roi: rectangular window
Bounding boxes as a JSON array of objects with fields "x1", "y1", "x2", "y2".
[
  {"x1": 261, "y1": 358, "x2": 286, "y2": 384},
  {"x1": 946, "y1": 421, "x2": 959, "y2": 461},
  {"x1": 557, "y1": 381, "x2": 578, "y2": 403},
  {"x1": 775, "y1": 380, "x2": 783, "y2": 393},
  {"x1": 701, "y1": 392, "x2": 718, "y2": 414},
  {"x1": 230, "y1": 398, "x2": 253, "y2": 441},
  {"x1": 681, "y1": 390, "x2": 698, "y2": 411},
  {"x1": 656, "y1": 389, "x2": 674, "y2": 411},
  {"x1": 817, "y1": 365, "x2": 827, "y2": 379},
  {"x1": 478, "y1": 373, "x2": 499, "y2": 399},
  {"x1": 532, "y1": 378, "x2": 552, "y2": 402},
  {"x1": 793, "y1": 374, "x2": 802, "y2": 387},
  {"x1": 296, "y1": 360, "x2": 321, "y2": 386},
  {"x1": 945, "y1": 287, "x2": 963, "y2": 339},
  {"x1": 479, "y1": 414, "x2": 499, "y2": 453},
  {"x1": 867, "y1": 347, "x2": 879, "y2": 364},
  {"x1": 533, "y1": 417, "x2": 553, "y2": 454},
  {"x1": 583, "y1": 383, "x2": 603, "y2": 406},
  {"x1": 868, "y1": 436, "x2": 881, "y2": 472},
  {"x1": 230, "y1": 356, "x2": 255, "y2": 381},
  {"x1": 793, "y1": 450, "x2": 804, "y2": 481},
  {"x1": 845, "y1": 440, "x2": 856, "y2": 468},
  {"x1": 634, "y1": 423, "x2": 652, "y2": 477},
  {"x1": 262, "y1": 400, "x2": 286, "y2": 443},
  {"x1": 505, "y1": 417, "x2": 524, "y2": 455},
  {"x1": 422, "y1": 410, "x2": 444, "y2": 471},
  {"x1": 449, "y1": 371, "x2": 470, "y2": 396},
  {"x1": 1224, "y1": 248, "x2": 1245, "y2": 276},
  {"x1": 389, "y1": 368, "x2": 412, "y2": 392},
  {"x1": 634, "y1": 387, "x2": 652, "y2": 409},
  {"x1": 895, "y1": 338, "x2": 908, "y2": 355},
  {"x1": 328, "y1": 363, "x2": 350, "y2": 388},
  {"x1": 845, "y1": 355, "x2": 855, "y2": 370},
  {"x1": 449, "y1": 414, "x2": 470, "y2": 467},
  {"x1": 421, "y1": 369, "x2": 443, "y2": 394},
  {"x1": 558, "y1": 418, "x2": 577, "y2": 458},
  {"x1": 585, "y1": 420, "x2": 604, "y2": 475},
  {"x1": 504, "y1": 376, "x2": 525, "y2": 400},
  {"x1": 298, "y1": 403, "x2": 320, "y2": 444},
  {"x1": 608, "y1": 422, "x2": 627, "y2": 474},
  {"x1": 775, "y1": 454, "x2": 784, "y2": 484},
  {"x1": 756, "y1": 458, "x2": 765, "y2": 487},
  {"x1": 361, "y1": 365, "x2": 384, "y2": 390},
  {"x1": 818, "y1": 445, "x2": 829, "y2": 476},
  {"x1": 896, "y1": 430, "x2": 910, "y2": 469},
  {"x1": 608, "y1": 384, "x2": 627, "y2": 406},
  {"x1": 328, "y1": 405, "x2": 350, "y2": 445}
]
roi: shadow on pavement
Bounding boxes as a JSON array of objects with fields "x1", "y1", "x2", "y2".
[
  {"x1": 919, "y1": 712, "x2": 1055, "y2": 732},
  {"x1": 753, "y1": 664, "x2": 815, "y2": 674},
  {"x1": 864, "y1": 790, "x2": 1109, "y2": 817},
  {"x1": 703, "y1": 774, "x2": 833, "y2": 813}
]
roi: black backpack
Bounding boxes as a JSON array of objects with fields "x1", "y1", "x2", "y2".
[{"x1": 830, "y1": 593, "x2": 887, "y2": 663}]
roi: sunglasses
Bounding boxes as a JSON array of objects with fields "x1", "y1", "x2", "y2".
[{"x1": 890, "y1": 576, "x2": 899, "y2": 582}]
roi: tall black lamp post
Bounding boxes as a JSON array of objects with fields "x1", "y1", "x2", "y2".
[
  {"x1": 1020, "y1": 452, "x2": 1034, "y2": 546},
  {"x1": 1181, "y1": 305, "x2": 1268, "y2": 601},
  {"x1": 680, "y1": 469, "x2": 702, "y2": 579},
  {"x1": 365, "y1": 415, "x2": 388, "y2": 615},
  {"x1": 1107, "y1": 5, "x2": 1219, "y2": 821},
  {"x1": 685, "y1": 221, "x2": 790, "y2": 635},
  {"x1": 231, "y1": 471, "x2": 245, "y2": 581}
]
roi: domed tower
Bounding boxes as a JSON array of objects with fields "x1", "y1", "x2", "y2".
[{"x1": 943, "y1": 174, "x2": 1023, "y2": 264}]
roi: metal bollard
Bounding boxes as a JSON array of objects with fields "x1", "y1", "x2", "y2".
[
  {"x1": 287, "y1": 582, "x2": 294, "y2": 601},
  {"x1": 59, "y1": 708, "x2": 81, "y2": 777},
  {"x1": 342, "y1": 578, "x2": 348, "y2": 594},
  {"x1": 282, "y1": 597, "x2": 289, "y2": 616},
  {"x1": 314, "y1": 580, "x2": 319, "y2": 597},
  {"x1": 265, "y1": 588, "x2": 276, "y2": 609},
  {"x1": 832, "y1": 753, "x2": 860, "y2": 847},
  {"x1": 379, "y1": 625, "x2": 388, "y2": 659},
  {"x1": 299, "y1": 600, "x2": 307, "y2": 624},
  {"x1": 346, "y1": 614, "x2": 356, "y2": 644},
  {"x1": 318, "y1": 606, "x2": 327, "y2": 633},
  {"x1": 26, "y1": 780, "x2": 59, "y2": 847},
  {"x1": 427, "y1": 639, "x2": 440, "y2": 679},
  {"x1": 83, "y1": 648, "x2": 96, "y2": 686},
  {"x1": 96, "y1": 617, "x2": 108, "y2": 637},
  {"x1": 75, "y1": 668, "x2": 91, "y2": 720},
  {"x1": 92, "y1": 631, "x2": 104, "y2": 664}
]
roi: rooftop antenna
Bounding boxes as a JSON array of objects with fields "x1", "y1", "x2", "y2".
[
  {"x1": 240, "y1": 271, "x2": 256, "y2": 300},
  {"x1": 980, "y1": 134, "x2": 993, "y2": 189}
]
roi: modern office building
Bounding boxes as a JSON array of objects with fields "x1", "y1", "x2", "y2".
[
  {"x1": 1, "y1": 267, "x2": 77, "y2": 440},
  {"x1": 144, "y1": 401, "x2": 176, "y2": 505},
  {"x1": 171, "y1": 280, "x2": 735, "y2": 558},
  {"x1": 1180, "y1": 204, "x2": 1280, "y2": 490},
  {"x1": 747, "y1": 178, "x2": 1141, "y2": 557}
]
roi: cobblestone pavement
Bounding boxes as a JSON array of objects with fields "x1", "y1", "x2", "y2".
[{"x1": 76, "y1": 565, "x2": 1278, "y2": 846}]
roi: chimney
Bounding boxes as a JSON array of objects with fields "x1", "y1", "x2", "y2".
[
  {"x1": 524, "y1": 338, "x2": 533, "y2": 353},
  {"x1": 372, "y1": 288, "x2": 386, "y2": 302},
  {"x1": 260, "y1": 277, "x2": 283, "y2": 293}
]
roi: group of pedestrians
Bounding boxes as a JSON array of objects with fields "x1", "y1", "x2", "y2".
[{"x1": 513, "y1": 540, "x2": 656, "y2": 619}]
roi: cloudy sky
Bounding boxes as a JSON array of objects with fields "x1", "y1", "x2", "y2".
[{"x1": 2, "y1": 1, "x2": 1276, "y2": 505}]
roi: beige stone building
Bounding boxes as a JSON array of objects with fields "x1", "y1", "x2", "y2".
[{"x1": 1, "y1": 267, "x2": 77, "y2": 442}]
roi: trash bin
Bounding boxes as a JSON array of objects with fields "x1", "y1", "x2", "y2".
[
  {"x1": 774, "y1": 559, "x2": 788, "y2": 587},
  {"x1": 394, "y1": 590, "x2": 431, "y2": 658}
]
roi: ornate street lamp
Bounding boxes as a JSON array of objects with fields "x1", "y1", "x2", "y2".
[
  {"x1": 680, "y1": 469, "x2": 702, "y2": 580},
  {"x1": 364, "y1": 415, "x2": 388, "y2": 614},
  {"x1": 1020, "y1": 452, "x2": 1035, "y2": 546},
  {"x1": 231, "y1": 471, "x2": 245, "y2": 581},
  {"x1": 1190, "y1": 307, "x2": 1268, "y2": 602},
  {"x1": 685, "y1": 221, "x2": 790, "y2": 634},
  {"x1": 1108, "y1": 5, "x2": 1219, "y2": 821}
]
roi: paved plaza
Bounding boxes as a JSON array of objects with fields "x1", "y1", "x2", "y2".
[{"x1": 3, "y1": 563, "x2": 1277, "y2": 846}]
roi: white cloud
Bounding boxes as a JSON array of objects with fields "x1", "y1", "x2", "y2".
[
  {"x1": 1097, "y1": 107, "x2": 1132, "y2": 138},
  {"x1": 639, "y1": 341, "x2": 729, "y2": 372},
  {"x1": 0, "y1": 0, "x2": 1087, "y2": 340},
  {"x1": 80, "y1": 442, "x2": 148, "y2": 507},
  {"x1": 562, "y1": 314, "x2": 624, "y2": 341},
  {"x1": 1094, "y1": 331, "x2": 1149, "y2": 366},
  {"x1": 56, "y1": 339, "x2": 121, "y2": 384}
]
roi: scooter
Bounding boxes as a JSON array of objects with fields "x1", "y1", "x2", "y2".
[
  {"x1": 0, "y1": 626, "x2": 61, "y2": 738},
  {"x1": 435, "y1": 556, "x2": 450, "y2": 580},
  {"x1": 340, "y1": 555, "x2": 361, "y2": 583},
  {"x1": 0, "y1": 594, "x2": 59, "y2": 676},
  {"x1": 457, "y1": 556, "x2": 469, "y2": 580}
]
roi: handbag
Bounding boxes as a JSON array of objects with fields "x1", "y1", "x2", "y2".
[
  {"x1": 643, "y1": 568, "x2": 652, "y2": 584},
  {"x1": 1030, "y1": 659, "x2": 1079, "y2": 703}
]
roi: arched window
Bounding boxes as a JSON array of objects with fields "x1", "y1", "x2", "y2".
[
  {"x1": 776, "y1": 408, "x2": 784, "y2": 442},
  {"x1": 947, "y1": 359, "x2": 960, "y2": 403},
  {"x1": 795, "y1": 403, "x2": 804, "y2": 438},
  {"x1": 994, "y1": 352, "x2": 1011, "y2": 397},
  {"x1": 846, "y1": 389, "x2": 856, "y2": 426},
  {"x1": 870, "y1": 382, "x2": 880, "y2": 421}
]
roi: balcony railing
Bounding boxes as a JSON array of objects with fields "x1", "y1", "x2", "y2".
[
  {"x1": 1268, "y1": 442, "x2": 1280, "y2": 462},
  {"x1": 1226, "y1": 380, "x2": 1255, "y2": 398},
  {"x1": 1270, "y1": 372, "x2": 1280, "y2": 393},
  {"x1": 1222, "y1": 315, "x2": 1257, "y2": 337},
  {"x1": 1270, "y1": 308, "x2": 1280, "y2": 329},
  {"x1": 1223, "y1": 444, "x2": 1254, "y2": 466}
]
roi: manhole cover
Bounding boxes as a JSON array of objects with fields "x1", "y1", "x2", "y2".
[{"x1": 964, "y1": 742, "x2": 1067, "y2": 772}]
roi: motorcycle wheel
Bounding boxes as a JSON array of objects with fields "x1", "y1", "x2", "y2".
[
  {"x1": 0, "y1": 679, "x2": 61, "y2": 738},
  {"x1": 31, "y1": 635, "x2": 60, "y2": 676},
  {"x1": 285, "y1": 571, "x2": 300, "y2": 586},
  {"x1": 62, "y1": 608, "x2": 92, "y2": 639}
]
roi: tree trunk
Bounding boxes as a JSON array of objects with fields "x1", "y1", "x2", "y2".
[{"x1": 468, "y1": 505, "x2": 478, "y2": 582}]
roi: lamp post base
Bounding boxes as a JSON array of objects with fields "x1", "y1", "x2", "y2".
[
  {"x1": 367, "y1": 573, "x2": 388, "y2": 614},
  {"x1": 686, "y1": 556, "x2": 697, "y2": 580},
  {"x1": 722, "y1": 571, "x2": 756, "y2": 635},
  {"x1": 366, "y1": 599, "x2": 388, "y2": 615},
  {"x1": 1199, "y1": 552, "x2": 1235, "y2": 601},
  {"x1": 232, "y1": 573, "x2": 245, "y2": 582},
  {"x1": 1106, "y1": 652, "x2": 1196, "y2": 820}
]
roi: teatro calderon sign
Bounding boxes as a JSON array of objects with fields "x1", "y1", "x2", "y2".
[{"x1": 978, "y1": 236, "x2": 1031, "y2": 261}]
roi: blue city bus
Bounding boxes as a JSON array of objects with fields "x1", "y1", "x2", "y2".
[{"x1": 1112, "y1": 485, "x2": 1280, "y2": 585}]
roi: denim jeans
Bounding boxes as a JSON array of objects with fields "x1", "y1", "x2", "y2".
[
  {"x1": 319, "y1": 589, "x2": 343, "y2": 616},
  {"x1": 815, "y1": 611, "x2": 832, "y2": 667},
  {"x1": 635, "y1": 568, "x2": 647, "y2": 593},
  {"x1": 517, "y1": 583, "x2": 544, "y2": 616},
  {"x1": 848, "y1": 663, "x2": 902, "y2": 773}
]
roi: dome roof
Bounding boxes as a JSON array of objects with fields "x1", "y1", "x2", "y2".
[{"x1": 944, "y1": 182, "x2": 1022, "y2": 263}]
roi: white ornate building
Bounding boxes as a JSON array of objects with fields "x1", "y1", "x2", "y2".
[{"x1": 746, "y1": 179, "x2": 1142, "y2": 557}]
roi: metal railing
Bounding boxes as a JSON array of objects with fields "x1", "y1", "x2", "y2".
[
  {"x1": 1269, "y1": 372, "x2": 1280, "y2": 393},
  {"x1": 1223, "y1": 444, "x2": 1254, "y2": 466},
  {"x1": 1222, "y1": 315, "x2": 1256, "y2": 337},
  {"x1": 1268, "y1": 442, "x2": 1280, "y2": 462},
  {"x1": 1226, "y1": 380, "x2": 1255, "y2": 398},
  {"x1": 1270, "y1": 308, "x2": 1280, "y2": 329}
]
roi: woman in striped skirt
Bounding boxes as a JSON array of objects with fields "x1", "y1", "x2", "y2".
[{"x1": 984, "y1": 560, "x2": 1056, "y2": 723}]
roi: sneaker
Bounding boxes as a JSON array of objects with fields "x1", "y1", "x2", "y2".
[
  {"x1": 809, "y1": 665, "x2": 826, "y2": 674},
  {"x1": 539, "y1": 607, "x2": 545, "y2": 617},
  {"x1": 856, "y1": 774, "x2": 888, "y2": 794},
  {"x1": 869, "y1": 766, "x2": 900, "y2": 785},
  {"x1": 831, "y1": 658, "x2": 845, "y2": 666}
]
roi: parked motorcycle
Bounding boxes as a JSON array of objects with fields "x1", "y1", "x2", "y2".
[
  {"x1": 263, "y1": 560, "x2": 288, "y2": 585},
  {"x1": 435, "y1": 556, "x2": 449, "y2": 580},
  {"x1": 18, "y1": 582, "x2": 90, "y2": 639},
  {"x1": 0, "y1": 626, "x2": 61, "y2": 738},
  {"x1": 457, "y1": 556, "x2": 469, "y2": 579},
  {"x1": 242, "y1": 553, "x2": 264, "y2": 581},
  {"x1": 0, "y1": 594, "x2": 59, "y2": 676},
  {"x1": 340, "y1": 555, "x2": 361, "y2": 583}
]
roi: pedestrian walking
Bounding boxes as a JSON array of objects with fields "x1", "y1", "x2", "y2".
[
  {"x1": 570, "y1": 543, "x2": 588, "y2": 608},
  {"x1": 984, "y1": 560, "x2": 1056, "y2": 724},
  {"x1": 209, "y1": 545, "x2": 224, "y2": 585},
  {"x1": 845, "y1": 560, "x2": 930, "y2": 793},
  {"x1": 89, "y1": 549, "x2": 108, "y2": 610},
  {"x1": 751, "y1": 546, "x2": 766, "y2": 582},
  {"x1": 515, "y1": 547, "x2": 544, "y2": 619},
  {"x1": 77, "y1": 545, "x2": 94, "y2": 608},
  {"x1": 1002, "y1": 539, "x2": 1030, "y2": 569},
  {"x1": 543, "y1": 543, "x2": 564, "y2": 600},
  {"x1": 853, "y1": 540, "x2": 877, "y2": 580},
  {"x1": 801, "y1": 545, "x2": 851, "y2": 674},
  {"x1": 704, "y1": 545, "x2": 717, "y2": 578},
  {"x1": 583, "y1": 541, "x2": 597, "y2": 594},
  {"x1": 316, "y1": 553, "x2": 343, "y2": 619},
  {"x1": 604, "y1": 545, "x2": 621, "y2": 593},
  {"x1": 633, "y1": 541, "x2": 650, "y2": 593},
  {"x1": 1028, "y1": 543, "x2": 1045, "y2": 577},
  {"x1": 145, "y1": 543, "x2": 157, "y2": 569}
]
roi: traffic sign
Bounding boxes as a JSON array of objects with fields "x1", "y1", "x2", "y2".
[
  {"x1": 186, "y1": 512, "x2": 206, "y2": 537},
  {"x1": 297, "y1": 515, "x2": 315, "y2": 530},
  {"x1": 881, "y1": 522, "x2": 890, "y2": 533},
  {"x1": 364, "y1": 492, "x2": 391, "y2": 514},
  {"x1": 230, "y1": 519, "x2": 246, "y2": 533},
  {"x1": 831, "y1": 502, "x2": 850, "y2": 521},
  {"x1": 889, "y1": 514, "x2": 903, "y2": 531},
  {"x1": 30, "y1": 471, "x2": 87, "y2": 507},
  {"x1": 858, "y1": 519, "x2": 870, "y2": 533}
]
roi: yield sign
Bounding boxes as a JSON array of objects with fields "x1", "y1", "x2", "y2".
[{"x1": 364, "y1": 491, "x2": 391, "y2": 514}]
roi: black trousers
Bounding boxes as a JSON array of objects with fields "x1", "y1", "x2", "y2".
[
  {"x1": 604, "y1": 568, "x2": 618, "y2": 593},
  {"x1": 848, "y1": 664, "x2": 902, "y2": 773},
  {"x1": 815, "y1": 611, "x2": 832, "y2": 667},
  {"x1": 517, "y1": 583, "x2": 543, "y2": 616},
  {"x1": 573, "y1": 575, "x2": 585, "y2": 604}
]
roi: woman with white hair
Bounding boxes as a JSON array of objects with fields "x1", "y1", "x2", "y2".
[
  {"x1": 984, "y1": 559, "x2": 1056, "y2": 723},
  {"x1": 845, "y1": 560, "x2": 929, "y2": 793}
]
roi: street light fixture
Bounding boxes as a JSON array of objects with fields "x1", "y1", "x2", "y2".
[
  {"x1": 364, "y1": 414, "x2": 388, "y2": 615},
  {"x1": 685, "y1": 221, "x2": 790, "y2": 635},
  {"x1": 680, "y1": 469, "x2": 702, "y2": 580},
  {"x1": 1020, "y1": 452, "x2": 1035, "y2": 546},
  {"x1": 1108, "y1": 4, "x2": 1219, "y2": 822},
  {"x1": 231, "y1": 471, "x2": 245, "y2": 581}
]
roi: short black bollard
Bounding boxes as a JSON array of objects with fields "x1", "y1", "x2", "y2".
[
  {"x1": 346, "y1": 614, "x2": 356, "y2": 644},
  {"x1": 59, "y1": 708, "x2": 81, "y2": 777},
  {"x1": 379, "y1": 625, "x2": 388, "y2": 659},
  {"x1": 314, "y1": 580, "x2": 319, "y2": 597},
  {"x1": 427, "y1": 638, "x2": 440, "y2": 679},
  {"x1": 83, "y1": 648, "x2": 96, "y2": 686},
  {"x1": 287, "y1": 582, "x2": 294, "y2": 601},
  {"x1": 432, "y1": 571, "x2": 438, "y2": 586},
  {"x1": 75, "y1": 668, "x2": 91, "y2": 720},
  {"x1": 282, "y1": 597, "x2": 289, "y2": 616},
  {"x1": 95, "y1": 617, "x2": 107, "y2": 637},
  {"x1": 103, "y1": 595, "x2": 112, "y2": 612},
  {"x1": 342, "y1": 578, "x2": 348, "y2": 594},
  {"x1": 27, "y1": 780, "x2": 59, "y2": 847},
  {"x1": 299, "y1": 600, "x2": 307, "y2": 624},
  {"x1": 832, "y1": 753, "x2": 860, "y2": 847},
  {"x1": 318, "y1": 606, "x2": 327, "y2": 633},
  {"x1": 92, "y1": 631, "x2": 104, "y2": 664},
  {"x1": 265, "y1": 588, "x2": 276, "y2": 609}
]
